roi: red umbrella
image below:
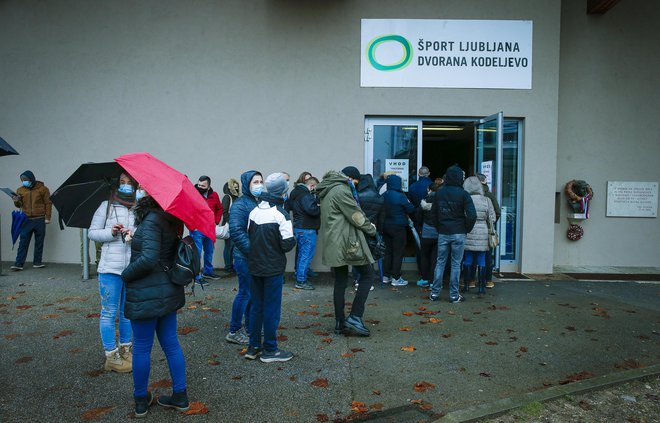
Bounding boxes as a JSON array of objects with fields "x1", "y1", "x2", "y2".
[{"x1": 115, "y1": 152, "x2": 215, "y2": 241}]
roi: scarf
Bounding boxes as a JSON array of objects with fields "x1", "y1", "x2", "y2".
[{"x1": 347, "y1": 179, "x2": 360, "y2": 206}]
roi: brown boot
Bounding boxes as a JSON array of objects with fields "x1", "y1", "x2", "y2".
[
  {"x1": 104, "y1": 348, "x2": 132, "y2": 373},
  {"x1": 119, "y1": 343, "x2": 133, "y2": 365}
]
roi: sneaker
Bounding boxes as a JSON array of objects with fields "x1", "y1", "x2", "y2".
[
  {"x1": 429, "y1": 293, "x2": 440, "y2": 302},
  {"x1": 294, "y1": 282, "x2": 315, "y2": 290},
  {"x1": 260, "y1": 349, "x2": 294, "y2": 363},
  {"x1": 195, "y1": 277, "x2": 209, "y2": 287},
  {"x1": 450, "y1": 295, "x2": 466, "y2": 303},
  {"x1": 203, "y1": 272, "x2": 221, "y2": 280},
  {"x1": 33, "y1": 263, "x2": 45, "y2": 268},
  {"x1": 416, "y1": 279, "x2": 429, "y2": 287},
  {"x1": 468, "y1": 281, "x2": 476, "y2": 289},
  {"x1": 391, "y1": 277, "x2": 408, "y2": 287},
  {"x1": 486, "y1": 281, "x2": 495, "y2": 289},
  {"x1": 10, "y1": 265, "x2": 23, "y2": 271},
  {"x1": 225, "y1": 331, "x2": 249, "y2": 345},
  {"x1": 382, "y1": 276, "x2": 391, "y2": 284},
  {"x1": 245, "y1": 346, "x2": 262, "y2": 360}
]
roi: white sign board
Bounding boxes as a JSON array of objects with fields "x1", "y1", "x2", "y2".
[
  {"x1": 607, "y1": 181, "x2": 658, "y2": 217},
  {"x1": 361, "y1": 19, "x2": 533, "y2": 89},
  {"x1": 385, "y1": 159, "x2": 410, "y2": 192},
  {"x1": 480, "y1": 161, "x2": 493, "y2": 191}
]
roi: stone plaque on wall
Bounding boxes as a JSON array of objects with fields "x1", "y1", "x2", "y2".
[{"x1": 607, "y1": 181, "x2": 658, "y2": 217}]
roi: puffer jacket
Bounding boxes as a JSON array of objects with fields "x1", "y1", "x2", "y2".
[
  {"x1": 382, "y1": 174, "x2": 415, "y2": 227},
  {"x1": 357, "y1": 174, "x2": 384, "y2": 231},
  {"x1": 287, "y1": 183, "x2": 320, "y2": 230},
  {"x1": 229, "y1": 171, "x2": 261, "y2": 260},
  {"x1": 463, "y1": 177, "x2": 496, "y2": 252},
  {"x1": 121, "y1": 206, "x2": 184, "y2": 320},
  {"x1": 432, "y1": 166, "x2": 477, "y2": 235},
  {"x1": 88, "y1": 201, "x2": 135, "y2": 275},
  {"x1": 316, "y1": 171, "x2": 376, "y2": 267},
  {"x1": 14, "y1": 178, "x2": 52, "y2": 219}
]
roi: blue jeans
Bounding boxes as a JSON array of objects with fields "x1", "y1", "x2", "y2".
[
  {"x1": 190, "y1": 230, "x2": 214, "y2": 276},
  {"x1": 248, "y1": 274, "x2": 283, "y2": 352},
  {"x1": 229, "y1": 256, "x2": 251, "y2": 333},
  {"x1": 431, "y1": 234, "x2": 466, "y2": 301},
  {"x1": 463, "y1": 251, "x2": 486, "y2": 267},
  {"x1": 15, "y1": 217, "x2": 46, "y2": 266},
  {"x1": 131, "y1": 312, "x2": 186, "y2": 398},
  {"x1": 98, "y1": 273, "x2": 132, "y2": 351},
  {"x1": 294, "y1": 229, "x2": 316, "y2": 283},
  {"x1": 223, "y1": 238, "x2": 234, "y2": 271}
]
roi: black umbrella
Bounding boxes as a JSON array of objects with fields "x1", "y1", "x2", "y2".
[
  {"x1": 0, "y1": 136, "x2": 19, "y2": 156},
  {"x1": 50, "y1": 162, "x2": 124, "y2": 229}
]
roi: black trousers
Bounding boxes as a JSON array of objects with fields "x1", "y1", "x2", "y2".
[
  {"x1": 382, "y1": 225, "x2": 406, "y2": 279},
  {"x1": 419, "y1": 237, "x2": 438, "y2": 281},
  {"x1": 333, "y1": 265, "x2": 374, "y2": 320}
]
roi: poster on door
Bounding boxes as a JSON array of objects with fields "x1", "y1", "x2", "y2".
[
  {"x1": 385, "y1": 159, "x2": 409, "y2": 192},
  {"x1": 480, "y1": 161, "x2": 493, "y2": 191}
]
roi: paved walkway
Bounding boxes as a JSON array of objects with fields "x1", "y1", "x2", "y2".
[{"x1": 0, "y1": 264, "x2": 658, "y2": 422}]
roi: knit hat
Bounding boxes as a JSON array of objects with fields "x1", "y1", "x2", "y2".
[
  {"x1": 341, "y1": 166, "x2": 361, "y2": 180},
  {"x1": 264, "y1": 172, "x2": 288, "y2": 197}
]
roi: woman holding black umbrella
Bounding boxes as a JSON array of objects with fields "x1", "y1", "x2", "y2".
[{"x1": 88, "y1": 172, "x2": 137, "y2": 373}]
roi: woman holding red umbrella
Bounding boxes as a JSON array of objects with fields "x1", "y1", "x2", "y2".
[{"x1": 121, "y1": 187, "x2": 189, "y2": 417}]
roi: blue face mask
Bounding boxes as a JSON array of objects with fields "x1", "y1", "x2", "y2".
[
  {"x1": 118, "y1": 184, "x2": 134, "y2": 194},
  {"x1": 283, "y1": 193, "x2": 288, "y2": 201},
  {"x1": 135, "y1": 189, "x2": 146, "y2": 201},
  {"x1": 22, "y1": 181, "x2": 31, "y2": 188},
  {"x1": 250, "y1": 184, "x2": 263, "y2": 197}
]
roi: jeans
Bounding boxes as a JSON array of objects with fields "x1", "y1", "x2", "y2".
[
  {"x1": 420, "y1": 237, "x2": 438, "y2": 281},
  {"x1": 98, "y1": 273, "x2": 132, "y2": 351},
  {"x1": 463, "y1": 251, "x2": 486, "y2": 267},
  {"x1": 294, "y1": 229, "x2": 316, "y2": 283},
  {"x1": 382, "y1": 225, "x2": 406, "y2": 279},
  {"x1": 333, "y1": 265, "x2": 374, "y2": 320},
  {"x1": 190, "y1": 230, "x2": 215, "y2": 276},
  {"x1": 229, "y1": 256, "x2": 251, "y2": 333},
  {"x1": 15, "y1": 217, "x2": 46, "y2": 266},
  {"x1": 223, "y1": 238, "x2": 234, "y2": 271},
  {"x1": 431, "y1": 234, "x2": 466, "y2": 301},
  {"x1": 131, "y1": 312, "x2": 186, "y2": 398},
  {"x1": 248, "y1": 274, "x2": 283, "y2": 352}
]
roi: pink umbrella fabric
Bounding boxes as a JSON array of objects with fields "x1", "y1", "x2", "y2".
[{"x1": 115, "y1": 152, "x2": 215, "y2": 241}]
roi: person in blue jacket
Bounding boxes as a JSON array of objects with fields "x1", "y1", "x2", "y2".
[{"x1": 382, "y1": 174, "x2": 415, "y2": 287}]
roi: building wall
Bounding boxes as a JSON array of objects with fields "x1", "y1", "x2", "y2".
[
  {"x1": 0, "y1": 0, "x2": 561, "y2": 272},
  {"x1": 554, "y1": 0, "x2": 660, "y2": 268}
]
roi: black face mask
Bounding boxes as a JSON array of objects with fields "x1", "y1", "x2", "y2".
[{"x1": 196, "y1": 186, "x2": 208, "y2": 195}]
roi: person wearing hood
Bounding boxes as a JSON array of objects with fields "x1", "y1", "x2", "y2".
[
  {"x1": 244, "y1": 173, "x2": 296, "y2": 362},
  {"x1": 316, "y1": 166, "x2": 377, "y2": 337},
  {"x1": 477, "y1": 173, "x2": 501, "y2": 289},
  {"x1": 353, "y1": 174, "x2": 385, "y2": 290},
  {"x1": 382, "y1": 174, "x2": 415, "y2": 287},
  {"x1": 190, "y1": 176, "x2": 223, "y2": 283},
  {"x1": 226, "y1": 170, "x2": 263, "y2": 345},
  {"x1": 221, "y1": 178, "x2": 240, "y2": 274},
  {"x1": 429, "y1": 165, "x2": 476, "y2": 303},
  {"x1": 11, "y1": 170, "x2": 52, "y2": 271}
]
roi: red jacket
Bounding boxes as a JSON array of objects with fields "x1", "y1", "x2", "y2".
[{"x1": 205, "y1": 190, "x2": 223, "y2": 225}]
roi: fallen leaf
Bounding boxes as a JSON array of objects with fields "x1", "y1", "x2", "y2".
[
  {"x1": 399, "y1": 327, "x2": 412, "y2": 331},
  {"x1": 351, "y1": 401, "x2": 368, "y2": 413},
  {"x1": 579, "y1": 400, "x2": 592, "y2": 410},
  {"x1": 614, "y1": 359, "x2": 645, "y2": 370},
  {"x1": 369, "y1": 403, "x2": 384, "y2": 410},
  {"x1": 182, "y1": 401, "x2": 209, "y2": 415},
  {"x1": 410, "y1": 399, "x2": 423, "y2": 404},
  {"x1": 463, "y1": 318, "x2": 473, "y2": 322},
  {"x1": 297, "y1": 310, "x2": 319, "y2": 316},
  {"x1": 311, "y1": 378, "x2": 329, "y2": 388},
  {"x1": 402, "y1": 312, "x2": 413, "y2": 316},
  {"x1": 81, "y1": 406, "x2": 115, "y2": 420},
  {"x1": 480, "y1": 372, "x2": 492, "y2": 377},
  {"x1": 413, "y1": 381, "x2": 435, "y2": 392},
  {"x1": 177, "y1": 326, "x2": 198, "y2": 335},
  {"x1": 4, "y1": 333, "x2": 20, "y2": 340},
  {"x1": 519, "y1": 346, "x2": 529, "y2": 352},
  {"x1": 322, "y1": 338, "x2": 333, "y2": 343},
  {"x1": 86, "y1": 313, "x2": 100, "y2": 318},
  {"x1": 341, "y1": 353, "x2": 354, "y2": 358},
  {"x1": 232, "y1": 375, "x2": 242, "y2": 380},
  {"x1": 420, "y1": 403, "x2": 433, "y2": 410},
  {"x1": 316, "y1": 414, "x2": 330, "y2": 422},
  {"x1": 322, "y1": 313, "x2": 333, "y2": 318},
  {"x1": 565, "y1": 326, "x2": 577, "y2": 331},
  {"x1": 485, "y1": 341, "x2": 498, "y2": 346},
  {"x1": 208, "y1": 360, "x2": 221, "y2": 365},
  {"x1": 350, "y1": 348, "x2": 364, "y2": 353},
  {"x1": 277, "y1": 335, "x2": 288, "y2": 342},
  {"x1": 559, "y1": 371, "x2": 595, "y2": 385},
  {"x1": 149, "y1": 379, "x2": 172, "y2": 389},
  {"x1": 16, "y1": 305, "x2": 32, "y2": 310},
  {"x1": 401, "y1": 345, "x2": 416, "y2": 352},
  {"x1": 364, "y1": 319, "x2": 380, "y2": 325},
  {"x1": 69, "y1": 348, "x2": 83, "y2": 354},
  {"x1": 592, "y1": 307, "x2": 610, "y2": 319},
  {"x1": 372, "y1": 390, "x2": 381, "y2": 395},
  {"x1": 15, "y1": 356, "x2": 33, "y2": 364},
  {"x1": 442, "y1": 333, "x2": 452, "y2": 338},
  {"x1": 53, "y1": 330, "x2": 75, "y2": 339},
  {"x1": 313, "y1": 330, "x2": 330, "y2": 336},
  {"x1": 429, "y1": 318, "x2": 442, "y2": 324}
]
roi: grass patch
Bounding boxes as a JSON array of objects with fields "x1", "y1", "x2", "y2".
[{"x1": 518, "y1": 401, "x2": 545, "y2": 417}]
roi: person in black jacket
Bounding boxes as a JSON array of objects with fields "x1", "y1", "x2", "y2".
[
  {"x1": 120, "y1": 190, "x2": 189, "y2": 417},
  {"x1": 289, "y1": 176, "x2": 320, "y2": 290},
  {"x1": 382, "y1": 174, "x2": 415, "y2": 287},
  {"x1": 354, "y1": 174, "x2": 385, "y2": 289},
  {"x1": 245, "y1": 173, "x2": 296, "y2": 363},
  {"x1": 429, "y1": 165, "x2": 477, "y2": 303}
]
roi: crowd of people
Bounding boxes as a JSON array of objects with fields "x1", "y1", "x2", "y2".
[{"x1": 8, "y1": 163, "x2": 500, "y2": 417}]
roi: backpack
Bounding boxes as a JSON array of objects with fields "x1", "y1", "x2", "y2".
[{"x1": 167, "y1": 235, "x2": 201, "y2": 286}]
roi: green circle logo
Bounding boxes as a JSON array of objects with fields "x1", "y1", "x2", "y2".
[{"x1": 367, "y1": 35, "x2": 413, "y2": 71}]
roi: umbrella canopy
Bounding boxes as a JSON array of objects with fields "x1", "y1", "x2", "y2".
[
  {"x1": 50, "y1": 162, "x2": 124, "y2": 229},
  {"x1": 0, "y1": 136, "x2": 18, "y2": 156},
  {"x1": 115, "y1": 152, "x2": 215, "y2": 240},
  {"x1": 11, "y1": 210, "x2": 27, "y2": 246}
]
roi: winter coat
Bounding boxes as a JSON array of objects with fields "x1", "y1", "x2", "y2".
[
  {"x1": 287, "y1": 183, "x2": 320, "y2": 230},
  {"x1": 14, "y1": 181, "x2": 52, "y2": 220},
  {"x1": 483, "y1": 184, "x2": 501, "y2": 222},
  {"x1": 88, "y1": 201, "x2": 135, "y2": 275},
  {"x1": 121, "y1": 207, "x2": 184, "y2": 320},
  {"x1": 463, "y1": 177, "x2": 496, "y2": 252},
  {"x1": 316, "y1": 171, "x2": 376, "y2": 267},
  {"x1": 382, "y1": 175, "x2": 415, "y2": 228},
  {"x1": 229, "y1": 171, "x2": 261, "y2": 260},
  {"x1": 247, "y1": 193, "x2": 296, "y2": 277},
  {"x1": 356, "y1": 174, "x2": 385, "y2": 231},
  {"x1": 432, "y1": 166, "x2": 477, "y2": 235},
  {"x1": 200, "y1": 187, "x2": 223, "y2": 225},
  {"x1": 417, "y1": 192, "x2": 438, "y2": 240},
  {"x1": 221, "y1": 178, "x2": 240, "y2": 225},
  {"x1": 408, "y1": 176, "x2": 433, "y2": 208}
]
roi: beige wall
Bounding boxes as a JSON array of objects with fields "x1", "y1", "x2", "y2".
[
  {"x1": 0, "y1": 1, "x2": 562, "y2": 272},
  {"x1": 554, "y1": 0, "x2": 660, "y2": 268}
]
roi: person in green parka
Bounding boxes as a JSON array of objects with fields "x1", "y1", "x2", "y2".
[{"x1": 316, "y1": 167, "x2": 377, "y2": 336}]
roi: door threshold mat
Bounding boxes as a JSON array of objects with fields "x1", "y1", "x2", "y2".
[
  {"x1": 563, "y1": 273, "x2": 660, "y2": 281},
  {"x1": 495, "y1": 272, "x2": 532, "y2": 279}
]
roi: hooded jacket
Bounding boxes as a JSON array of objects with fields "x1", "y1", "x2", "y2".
[
  {"x1": 431, "y1": 166, "x2": 477, "y2": 235},
  {"x1": 221, "y1": 178, "x2": 240, "y2": 225},
  {"x1": 382, "y1": 174, "x2": 415, "y2": 228},
  {"x1": 88, "y1": 200, "x2": 136, "y2": 275},
  {"x1": 316, "y1": 171, "x2": 376, "y2": 267},
  {"x1": 229, "y1": 171, "x2": 261, "y2": 260},
  {"x1": 287, "y1": 183, "x2": 320, "y2": 230},
  {"x1": 356, "y1": 174, "x2": 385, "y2": 231},
  {"x1": 463, "y1": 177, "x2": 496, "y2": 252},
  {"x1": 14, "y1": 171, "x2": 52, "y2": 220}
]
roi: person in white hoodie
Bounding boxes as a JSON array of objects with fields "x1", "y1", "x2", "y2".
[{"x1": 88, "y1": 172, "x2": 136, "y2": 373}]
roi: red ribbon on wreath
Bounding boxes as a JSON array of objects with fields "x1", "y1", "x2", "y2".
[{"x1": 567, "y1": 224, "x2": 584, "y2": 241}]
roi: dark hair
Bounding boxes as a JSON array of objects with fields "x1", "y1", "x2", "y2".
[
  {"x1": 428, "y1": 183, "x2": 440, "y2": 192},
  {"x1": 295, "y1": 171, "x2": 312, "y2": 184},
  {"x1": 198, "y1": 175, "x2": 211, "y2": 185}
]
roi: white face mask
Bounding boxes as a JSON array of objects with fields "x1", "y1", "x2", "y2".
[{"x1": 135, "y1": 189, "x2": 147, "y2": 201}]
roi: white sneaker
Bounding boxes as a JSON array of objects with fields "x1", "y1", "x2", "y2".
[
  {"x1": 391, "y1": 277, "x2": 408, "y2": 287},
  {"x1": 382, "y1": 276, "x2": 391, "y2": 284},
  {"x1": 354, "y1": 284, "x2": 375, "y2": 291}
]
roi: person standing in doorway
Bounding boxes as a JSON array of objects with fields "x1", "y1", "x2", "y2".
[
  {"x1": 11, "y1": 170, "x2": 52, "y2": 270},
  {"x1": 221, "y1": 178, "x2": 240, "y2": 275},
  {"x1": 408, "y1": 166, "x2": 433, "y2": 208},
  {"x1": 477, "y1": 173, "x2": 501, "y2": 289},
  {"x1": 429, "y1": 165, "x2": 476, "y2": 303},
  {"x1": 191, "y1": 176, "x2": 223, "y2": 283},
  {"x1": 289, "y1": 176, "x2": 320, "y2": 290},
  {"x1": 382, "y1": 174, "x2": 415, "y2": 287}
]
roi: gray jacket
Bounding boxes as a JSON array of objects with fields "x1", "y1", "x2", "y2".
[
  {"x1": 463, "y1": 177, "x2": 496, "y2": 252},
  {"x1": 88, "y1": 201, "x2": 135, "y2": 275}
]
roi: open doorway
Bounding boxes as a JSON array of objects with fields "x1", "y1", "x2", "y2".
[{"x1": 421, "y1": 121, "x2": 475, "y2": 180}]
